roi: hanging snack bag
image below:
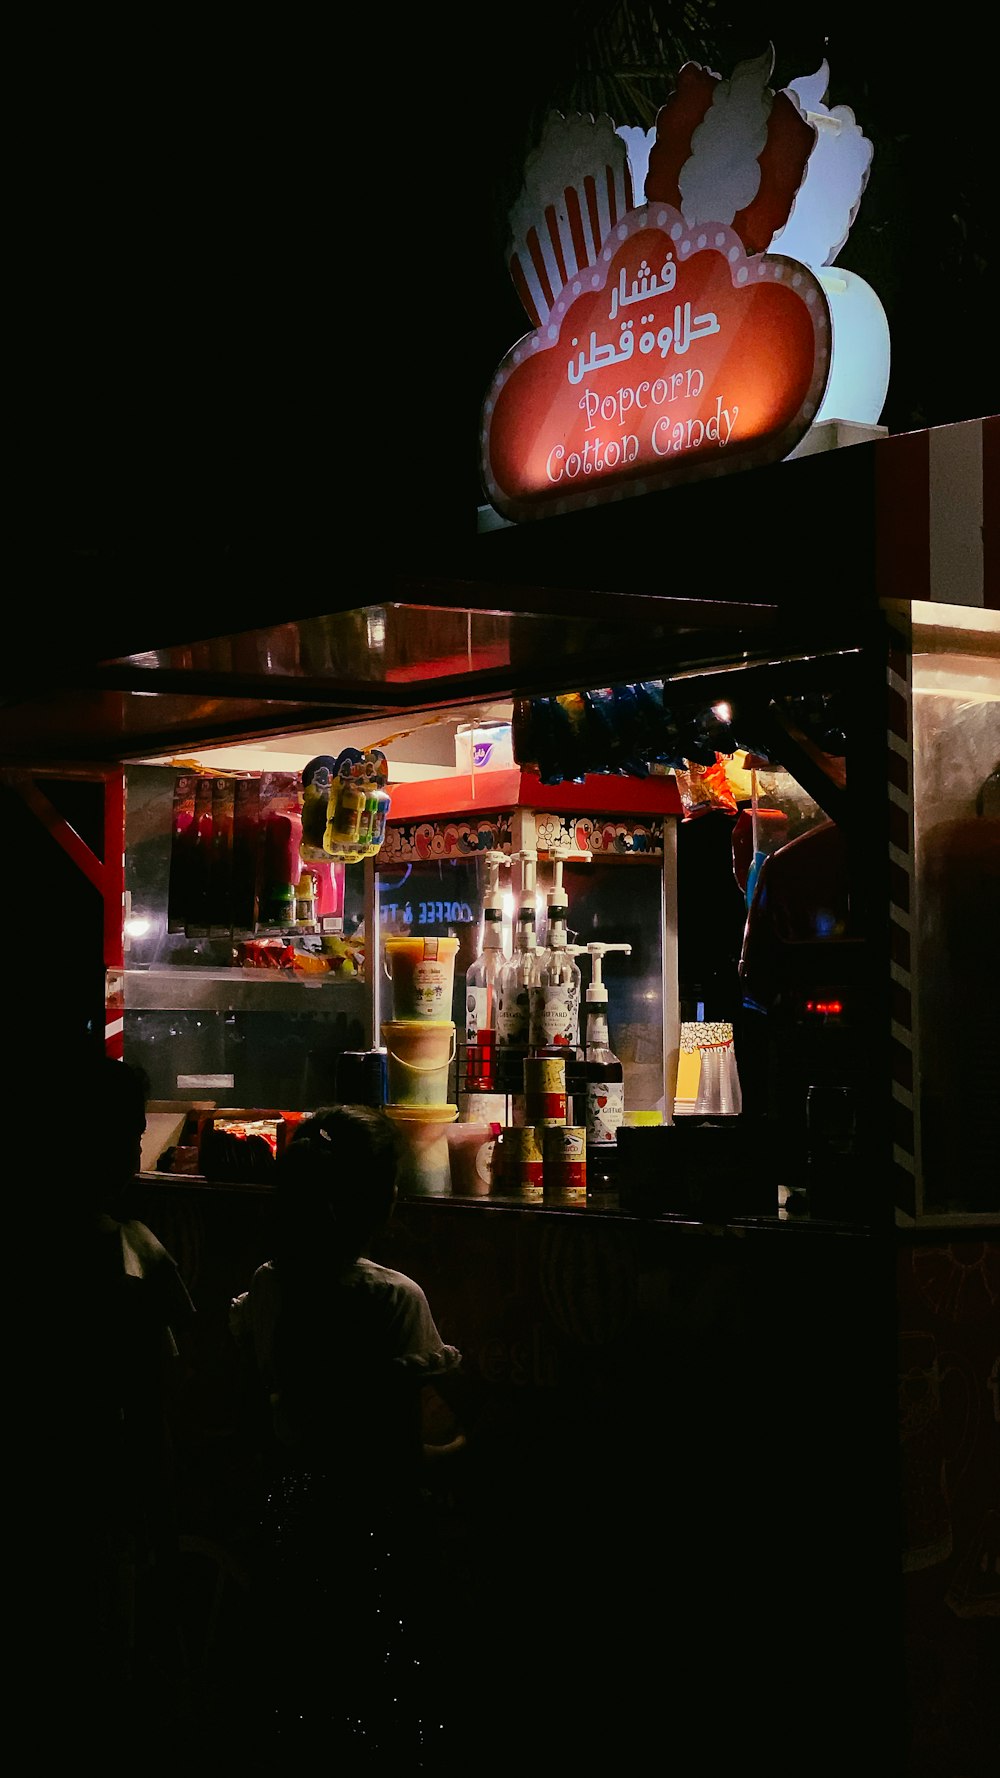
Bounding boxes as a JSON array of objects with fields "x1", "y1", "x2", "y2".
[
  {"x1": 167, "y1": 773, "x2": 199, "y2": 932},
  {"x1": 208, "y1": 776, "x2": 236, "y2": 932},
  {"x1": 673, "y1": 754, "x2": 739, "y2": 818},
  {"x1": 231, "y1": 777, "x2": 262, "y2": 930},
  {"x1": 258, "y1": 772, "x2": 303, "y2": 928}
]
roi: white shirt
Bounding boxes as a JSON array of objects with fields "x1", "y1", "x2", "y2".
[{"x1": 230, "y1": 1257, "x2": 461, "y2": 1463}]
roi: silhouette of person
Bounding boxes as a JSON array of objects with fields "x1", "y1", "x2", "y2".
[
  {"x1": 229, "y1": 1103, "x2": 463, "y2": 1761},
  {"x1": 15, "y1": 1044, "x2": 195, "y2": 1746}
]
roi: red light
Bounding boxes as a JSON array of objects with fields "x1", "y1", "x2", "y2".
[{"x1": 804, "y1": 998, "x2": 844, "y2": 1016}]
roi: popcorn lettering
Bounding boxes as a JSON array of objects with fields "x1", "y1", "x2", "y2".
[{"x1": 547, "y1": 388, "x2": 739, "y2": 483}]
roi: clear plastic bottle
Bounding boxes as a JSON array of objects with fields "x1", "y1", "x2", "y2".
[
  {"x1": 496, "y1": 853, "x2": 541, "y2": 1095},
  {"x1": 529, "y1": 854, "x2": 581, "y2": 1054},
  {"x1": 465, "y1": 852, "x2": 509, "y2": 1092},
  {"x1": 325, "y1": 776, "x2": 365, "y2": 849},
  {"x1": 295, "y1": 870, "x2": 317, "y2": 929}
]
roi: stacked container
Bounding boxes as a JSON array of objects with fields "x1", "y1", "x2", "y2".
[
  {"x1": 381, "y1": 935, "x2": 460, "y2": 1194},
  {"x1": 492, "y1": 1051, "x2": 587, "y2": 1205}
]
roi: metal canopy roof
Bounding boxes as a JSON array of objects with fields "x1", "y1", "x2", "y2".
[{"x1": 3, "y1": 424, "x2": 991, "y2": 768}]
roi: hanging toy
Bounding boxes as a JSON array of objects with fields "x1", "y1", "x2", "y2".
[
  {"x1": 301, "y1": 755, "x2": 338, "y2": 859},
  {"x1": 309, "y1": 747, "x2": 392, "y2": 864}
]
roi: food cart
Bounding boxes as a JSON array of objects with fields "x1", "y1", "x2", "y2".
[{"x1": 2, "y1": 409, "x2": 996, "y2": 1766}]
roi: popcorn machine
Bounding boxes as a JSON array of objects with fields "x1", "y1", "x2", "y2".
[{"x1": 371, "y1": 764, "x2": 681, "y2": 1184}]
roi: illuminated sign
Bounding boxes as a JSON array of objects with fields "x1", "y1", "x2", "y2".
[
  {"x1": 481, "y1": 46, "x2": 888, "y2": 523},
  {"x1": 483, "y1": 208, "x2": 830, "y2": 520},
  {"x1": 380, "y1": 899, "x2": 475, "y2": 926}
]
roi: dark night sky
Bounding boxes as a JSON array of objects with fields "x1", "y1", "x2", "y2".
[{"x1": 11, "y1": 5, "x2": 995, "y2": 556}]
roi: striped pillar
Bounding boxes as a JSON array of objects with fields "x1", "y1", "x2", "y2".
[
  {"x1": 885, "y1": 609, "x2": 917, "y2": 1220},
  {"x1": 104, "y1": 771, "x2": 126, "y2": 1058},
  {"x1": 876, "y1": 414, "x2": 998, "y2": 609}
]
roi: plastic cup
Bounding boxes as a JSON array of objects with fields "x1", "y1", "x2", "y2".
[{"x1": 446, "y1": 1122, "x2": 498, "y2": 1196}]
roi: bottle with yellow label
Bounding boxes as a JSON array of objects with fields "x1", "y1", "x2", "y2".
[
  {"x1": 295, "y1": 871, "x2": 317, "y2": 929},
  {"x1": 325, "y1": 777, "x2": 365, "y2": 850}
]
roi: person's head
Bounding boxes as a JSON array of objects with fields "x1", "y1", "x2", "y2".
[
  {"x1": 78, "y1": 1054, "x2": 150, "y2": 1218},
  {"x1": 276, "y1": 1104, "x2": 401, "y2": 1267}
]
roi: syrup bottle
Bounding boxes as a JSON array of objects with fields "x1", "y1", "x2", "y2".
[
  {"x1": 496, "y1": 851, "x2": 541, "y2": 1096},
  {"x1": 577, "y1": 941, "x2": 632, "y2": 1190},
  {"x1": 529, "y1": 851, "x2": 582, "y2": 1055},
  {"x1": 465, "y1": 851, "x2": 510, "y2": 1092}
]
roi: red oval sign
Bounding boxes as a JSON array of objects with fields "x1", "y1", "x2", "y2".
[{"x1": 481, "y1": 205, "x2": 831, "y2": 523}]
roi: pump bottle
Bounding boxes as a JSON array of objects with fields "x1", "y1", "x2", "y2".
[
  {"x1": 529, "y1": 850, "x2": 582, "y2": 1053},
  {"x1": 577, "y1": 942, "x2": 632, "y2": 1178},
  {"x1": 496, "y1": 850, "x2": 541, "y2": 1094},
  {"x1": 465, "y1": 850, "x2": 510, "y2": 1092}
]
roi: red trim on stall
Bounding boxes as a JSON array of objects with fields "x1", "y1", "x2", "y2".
[
  {"x1": 4, "y1": 768, "x2": 126, "y2": 1054},
  {"x1": 387, "y1": 767, "x2": 683, "y2": 821}
]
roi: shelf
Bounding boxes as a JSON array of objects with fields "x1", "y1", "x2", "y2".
[{"x1": 125, "y1": 965, "x2": 367, "y2": 1012}]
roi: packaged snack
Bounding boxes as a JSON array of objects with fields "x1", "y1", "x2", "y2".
[
  {"x1": 258, "y1": 773, "x2": 303, "y2": 928},
  {"x1": 231, "y1": 777, "x2": 261, "y2": 929},
  {"x1": 167, "y1": 774, "x2": 198, "y2": 932},
  {"x1": 208, "y1": 777, "x2": 235, "y2": 931},
  {"x1": 673, "y1": 754, "x2": 739, "y2": 818}
]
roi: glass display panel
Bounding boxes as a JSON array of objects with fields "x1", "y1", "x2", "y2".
[
  {"x1": 375, "y1": 851, "x2": 664, "y2": 1118},
  {"x1": 123, "y1": 764, "x2": 370, "y2": 1112}
]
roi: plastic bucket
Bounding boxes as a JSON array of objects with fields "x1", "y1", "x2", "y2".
[
  {"x1": 384, "y1": 936, "x2": 459, "y2": 1021},
  {"x1": 384, "y1": 1103, "x2": 458, "y2": 1196},
  {"x1": 381, "y1": 1020, "x2": 456, "y2": 1107}
]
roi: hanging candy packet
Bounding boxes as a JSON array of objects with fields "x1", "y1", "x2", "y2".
[
  {"x1": 317, "y1": 748, "x2": 392, "y2": 862},
  {"x1": 673, "y1": 754, "x2": 739, "y2": 818}
]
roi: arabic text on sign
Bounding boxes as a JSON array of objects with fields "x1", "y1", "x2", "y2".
[{"x1": 568, "y1": 301, "x2": 720, "y2": 386}]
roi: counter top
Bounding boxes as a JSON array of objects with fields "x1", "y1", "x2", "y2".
[
  {"x1": 135, "y1": 1170, "x2": 883, "y2": 1236},
  {"x1": 134, "y1": 1171, "x2": 999, "y2": 1239}
]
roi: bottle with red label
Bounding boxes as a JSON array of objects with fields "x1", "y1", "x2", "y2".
[
  {"x1": 496, "y1": 851, "x2": 541, "y2": 1095},
  {"x1": 464, "y1": 851, "x2": 509, "y2": 1092}
]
